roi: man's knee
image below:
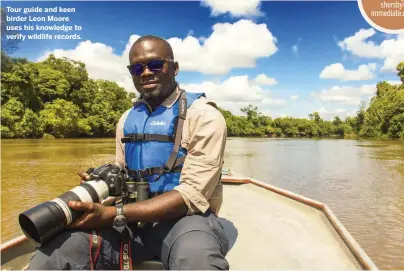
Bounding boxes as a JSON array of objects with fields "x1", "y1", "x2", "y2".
[
  {"x1": 164, "y1": 230, "x2": 230, "y2": 270},
  {"x1": 27, "y1": 230, "x2": 91, "y2": 270}
]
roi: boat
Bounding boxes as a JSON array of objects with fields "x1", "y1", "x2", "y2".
[{"x1": 1, "y1": 170, "x2": 378, "y2": 270}]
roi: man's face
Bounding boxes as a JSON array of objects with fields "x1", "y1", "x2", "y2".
[{"x1": 128, "y1": 39, "x2": 178, "y2": 101}]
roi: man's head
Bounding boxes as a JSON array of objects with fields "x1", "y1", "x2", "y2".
[{"x1": 128, "y1": 35, "x2": 179, "y2": 103}]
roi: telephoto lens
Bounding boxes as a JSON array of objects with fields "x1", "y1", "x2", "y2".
[{"x1": 18, "y1": 180, "x2": 110, "y2": 247}]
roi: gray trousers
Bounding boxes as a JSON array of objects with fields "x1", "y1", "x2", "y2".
[{"x1": 27, "y1": 211, "x2": 230, "y2": 270}]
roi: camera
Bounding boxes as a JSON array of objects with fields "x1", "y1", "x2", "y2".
[{"x1": 18, "y1": 164, "x2": 147, "y2": 247}]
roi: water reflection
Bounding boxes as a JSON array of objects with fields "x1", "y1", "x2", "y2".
[{"x1": 1, "y1": 138, "x2": 403, "y2": 269}]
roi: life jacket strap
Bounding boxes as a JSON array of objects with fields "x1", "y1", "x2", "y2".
[
  {"x1": 163, "y1": 90, "x2": 187, "y2": 172},
  {"x1": 127, "y1": 155, "x2": 185, "y2": 179},
  {"x1": 127, "y1": 166, "x2": 182, "y2": 178},
  {"x1": 121, "y1": 133, "x2": 174, "y2": 143}
]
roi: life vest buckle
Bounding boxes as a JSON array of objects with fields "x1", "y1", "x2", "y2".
[
  {"x1": 134, "y1": 133, "x2": 145, "y2": 141},
  {"x1": 146, "y1": 167, "x2": 153, "y2": 176}
]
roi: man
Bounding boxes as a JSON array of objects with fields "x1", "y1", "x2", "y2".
[{"x1": 27, "y1": 35, "x2": 229, "y2": 270}]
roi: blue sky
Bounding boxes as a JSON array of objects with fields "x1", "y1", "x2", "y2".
[{"x1": 3, "y1": 0, "x2": 403, "y2": 119}]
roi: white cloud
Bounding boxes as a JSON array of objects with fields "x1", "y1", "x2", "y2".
[
  {"x1": 168, "y1": 19, "x2": 278, "y2": 74},
  {"x1": 292, "y1": 45, "x2": 299, "y2": 56},
  {"x1": 290, "y1": 95, "x2": 299, "y2": 100},
  {"x1": 201, "y1": 0, "x2": 263, "y2": 17},
  {"x1": 310, "y1": 84, "x2": 376, "y2": 106},
  {"x1": 181, "y1": 75, "x2": 286, "y2": 115},
  {"x1": 37, "y1": 36, "x2": 140, "y2": 93},
  {"x1": 36, "y1": 19, "x2": 278, "y2": 92},
  {"x1": 337, "y1": 28, "x2": 404, "y2": 73},
  {"x1": 336, "y1": 108, "x2": 347, "y2": 113},
  {"x1": 312, "y1": 107, "x2": 356, "y2": 121},
  {"x1": 387, "y1": 80, "x2": 402, "y2": 85},
  {"x1": 319, "y1": 62, "x2": 377, "y2": 81},
  {"x1": 337, "y1": 29, "x2": 382, "y2": 58},
  {"x1": 254, "y1": 74, "x2": 278, "y2": 85}
]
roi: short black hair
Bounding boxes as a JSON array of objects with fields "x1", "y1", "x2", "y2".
[{"x1": 131, "y1": 35, "x2": 174, "y2": 59}]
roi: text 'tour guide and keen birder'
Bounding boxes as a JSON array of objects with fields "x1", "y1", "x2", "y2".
[{"x1": 5, "y1": 6, "x2": 82, "y2": 41}]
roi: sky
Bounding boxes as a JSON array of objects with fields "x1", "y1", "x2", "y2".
[{"x1": 3, "y1": 0, "x2": 404, "y2": 120}]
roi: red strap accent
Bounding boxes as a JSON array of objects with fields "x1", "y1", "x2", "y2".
[
  {"x1": 89, "y1": 230, "x2": 102, "y2": 270},
  {"x1": 119, "y1": 242, "x2": 123, "y2": 270},
  {"x1": 90, "y1": 235, "x2": 94, "y2": 271}
]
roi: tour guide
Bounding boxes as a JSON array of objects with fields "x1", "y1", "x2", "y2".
[{"x1": 27, "y1": 35, "x2": 230, "y2": 270}]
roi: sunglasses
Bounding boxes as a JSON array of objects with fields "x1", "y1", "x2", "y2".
[{"x1": 127, "y1": 58, "x2": 175, "y2": 76}]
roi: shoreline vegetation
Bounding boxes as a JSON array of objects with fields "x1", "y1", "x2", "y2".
[{"x1": 1, "y1": 52, "x2": 403, "y2": 140}]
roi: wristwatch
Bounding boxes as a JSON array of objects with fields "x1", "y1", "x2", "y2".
[{"x1": 113, "y1": 204, "x2": 126, "y2": 227}]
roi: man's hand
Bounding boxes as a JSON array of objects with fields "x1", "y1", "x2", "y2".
[
  {"x1": 78, "y1": 170, "x2": 90, "y2": 184},
  {"x1": 67, "y1": 201, "x2": 116, "y2": 229}
]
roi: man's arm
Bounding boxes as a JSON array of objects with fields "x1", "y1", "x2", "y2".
[
  {"x1": 115, "y1": 109, "x2": 130, "y2": 169},
  {"x1": 122, "y1": 191, "x2": 188, "y2": 223}
]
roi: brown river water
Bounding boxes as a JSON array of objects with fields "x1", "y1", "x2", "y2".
[{"x1": 1, "y1": 138, "x2": 403, "y2": 269}]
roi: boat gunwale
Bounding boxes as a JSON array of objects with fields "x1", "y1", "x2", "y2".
[
  {"x1": 1, "y1": 175, "x2": 378, "y2": 271},
  {"x1": 221, "y1": 175, "x2": 378, "y2": 271},
  {"x1": 0, "y1": 235, "x2": 27, "y2": 252}
]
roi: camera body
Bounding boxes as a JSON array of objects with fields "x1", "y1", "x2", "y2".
[
  {"x1": 18, "y1": 163, "x2": 149, "y2": 246},
  {"x1": 86, "y1": 164, "x2": 125, "y2": 197}
]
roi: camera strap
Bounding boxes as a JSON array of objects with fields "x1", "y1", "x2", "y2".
[
  {"x1": 119, "y1": 226, "x2": 133, "y2": 270},
  {"x1": 89, "y1": 229, "x2": 102, "y2": 270}
]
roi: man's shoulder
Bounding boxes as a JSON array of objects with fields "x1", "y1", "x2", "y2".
[
  {"x1": 119, "y1": 108, "x2": 132, "y2": 122},
  {"x1": 189, "y1": 96, "x2": 223, "y2": 116},
  {"x1": 116, "y1": 108, "x2": 132, "y2": 131},
  {"x1": 187, "y1": 96, "x2": 226, "y2": 127}
]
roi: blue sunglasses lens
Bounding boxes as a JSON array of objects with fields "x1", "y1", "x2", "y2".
[
  {"x1": 133, "y1": 64, "x2": 144, "y2": 75},
  {"x1": 148, "y1": 59, "x2": 165, "y2": 71},
  {"x1": 129, "y1": 59, "x2": 166, "y2": 75}
]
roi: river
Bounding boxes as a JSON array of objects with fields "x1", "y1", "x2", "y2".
[{"x1": 1, "y1": 138, "x2": 403, "y2": 269}]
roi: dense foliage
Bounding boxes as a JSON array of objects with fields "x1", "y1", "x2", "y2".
[
  {"x1": 1, "y1": 51, "x2": 403, "y2": 139},
  {"x1": 1, "y1": 53, "x2": 136, "y2": 138},
  {"x1": 220, "y1": 63, "x2": 404, "y2": 139}
]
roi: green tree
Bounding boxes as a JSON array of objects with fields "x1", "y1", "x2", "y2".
[
  {"x1": 41, "y1": 54, "x2": 89, "y2": 99},
  {"x1": 1, "y1": 97, "x2": 24, "y2": 138},
  {"x1": 14, "y1": 109, "x2": 43, "y2": 138},
  {"x1": 397, "y1": 62, "x2": 404, "y2": 83},
  {"x1": 1, "y1": 62, "x2": 43, "y2": 111},
  {"x1": 388, "y1": 113, "x2": 404, "y2": 139},
  {"x1": 309, "y1": 112, "x2": 321, "y2": 123},
  {"x1": 241, "y1": 104, "x2": 258, "y2": 122},
  {"x1": 39, "y1": 99, "x2": 91, "y2": 138}
]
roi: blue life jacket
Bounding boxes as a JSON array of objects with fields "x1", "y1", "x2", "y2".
[{"x1": 122, "y1": 90, "x2": 205, "y2": 193}]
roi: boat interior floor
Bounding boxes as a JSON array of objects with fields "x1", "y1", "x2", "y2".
[{"x1": 219, "y1": 182, "x2": 362, "y2": 269}]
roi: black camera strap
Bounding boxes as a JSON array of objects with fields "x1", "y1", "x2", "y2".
[
  {"x1": 113, "y1": 199, "x2": 133, "y2": 271},
  {"x1": 119, "y1": 226, "x2": 132, "y2": 270},
  {"x1": 89, "y1": 229, "x2": 102, "y2": 270}
]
